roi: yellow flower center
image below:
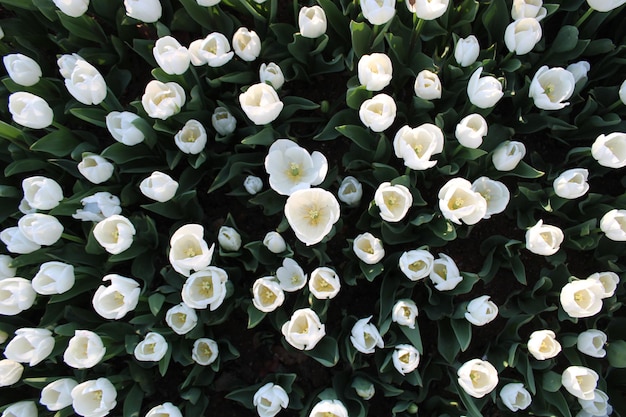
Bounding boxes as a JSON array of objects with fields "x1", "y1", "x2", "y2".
[
  {"x1": 450, "y1": 197, "x2": 464, "y2": 210},
  {"x1": 403, "y1": 307, "x2": 412, "y2": 317},
  {"x1": 261, "y1": 287, "x2": 277, "y2": 305},
  {"x1": 308, "y1": 208, "x2": 320, "y2": 225},
  {"x1": 144, "y1": 342, "x2": 156, "y2": 354},
  {"x1": 93, "y1": 390, "x2": 103, "y2": 401},
  {"x1": 399, "y1": 352, "x2": 411, "y2": 363},
  {"x1": 185, "y1": 246, "x2": 197, "y2": 257},
  {"x1": 409, "y1": 260, "x2": 425, "y2": 272},
  {"x1": 288, "y1": 162, "x2": 301, "y2": 179},
  {"x1": 470, "y1": 370, "x2": 480, "y2": 383},
  {"x1": 201, "y1": 279, "x2": 213, "y2": 297}
]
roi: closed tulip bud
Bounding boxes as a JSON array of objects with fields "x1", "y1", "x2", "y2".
[
  {"x1": 165, "y1": 303, "x2": 198, "y2": 335},
  {"x1": 406, "y1": 0, "x2": 449, "y2": 20},
  {"x1": 72, "y1": 192, "x2": 121, "y2": 222},
  {"x1": 63, "y1": 330, "x2": 106, "y2": 369},
  {"x1": 281, "y1": 308, "x2": 326, "y2": 350},
  {"x1": 467, "y1": 67, "x2": 503, "y2": 109},
  {"x1": 263, "y1": 231, "x2": 286, "y2": 253},
  {"x1": 134, "y1": 332, "x2": 168, "y2": 361},
  {"x1": 58, "y1": 55, "x2": 107, "y2": 105},
  {"x1": 553, "y1": 168, "x2": 589, "y2": 199},
  {"x1": 18, "y1": 213, "x2": 63, "y2": 246},
  {"x1": 252, "y1": 276, "x2": 284, "y2": 312},
  {"x1": 465, "y1": 295, "x2": 498, "y2": 326},
  {"x1": 374, "y1": 182, "x2": 412, "y2": 222},
  {"x1": 587, "y1": 271, "x2": 619, "y2": 298},
  {"x1": 455, "y1": 113, "x2": 488, "y2": 148},
  {"x1": 8, "y1": 92, "x2": 54, "y2": 129},
  {"x1": 153, "y1": 36, "x2": 190, "y2": 75},
  {"x1": 500, "y1": 383, "x2": 532, "y2": 411},
  {"x1": 511, "y1": 0, "x2": 547, "y2": 20},
  {"x1": 105, "y1": 111, "x2": 145, "y2": 146},
  {"x1": 577, "y1": 329, "x2": 607, "y2": 358},
  {"x1": 232, "y1": 27, "x2": 261, "y2": 61},
  {"x1": 192, "y1": 337, "x2": 219, "y2": 365},
  {"x1": 92, "y1": 274, "x2": 140, "y2": 319},
  {"x1": 337, "y1": 176, "x2": 363, "y2": 207},
  {"x1": 359, "y1": 93, "x2": 396, "y2": 132},
  {"x1": 212, "y1": 106, "x2": 237, "y2": 135},
  {"x1": 1, "y1": 402, "x2": 37, "y2": 417},
  {"x1": 145, "y1": 403, "x2": 183, "y2": 417},
  {"x1": 525, "y1": 220, "x2": 563, "y2": 256},
  {"x1": 4, "y1": 327, "x2": 55, "y2": 366},
  {"x1": 350, "y1": 316, "x2": 384, "y2": 354},
  {"x1": 244, "y1": 175, "x2": 263, "y2": 195},
  {"x1": 399, "y1": 249, "x2": 434, "y2": 281},
  {"x1": 218, "y1": 226, "x2": 242, "y2": 251},
  {"x1": 504, "y1": 18, "x2": 542, "y2": 55},
  {"x1": 140, "y1": 171, "x2": 178, "y2": 202},
  {"x1": 309, "y1": 267, "x2": 341, "y2": 299},
  {"x1": 124, "y1": 0, "x2": 162, "y2": 22},
  {"x1": 561, "y1": 366, "x2": 598, "y2": 400},
  {"x1": 361, "y1": 0, "x2": 396, "y2": 25},
  {"x1": 276, "y1": 258, "x2": 307, "y2": 291},
  {"x1": 0, "y1": 278, "x2": 36, "y2": 315},
  {"x1": 41, "y1": 378, "x2": 78, "y2": 411},
  {"x1": 0, "y1": 359, "x2": 24, "y2": 387},
  {"x1": 93, "y1": 215, "x2": 136, "y2": 255},
  {"x1": 53, "y1": 0, "x2": 89, "y2": 17},
  {"x1": 353, "y1": 232, "x2": 385, "y2": 264},
  {"x1": 414, "y1": 70, "x2": 442, "y2": 100},
  {"x1": 0, "y1": 227, "x2": 40, "y2": 254},
  {"x1": 579, "y1": 389, "x2": 612, "y2": 417},
  {"x1": 392, "y1": 299, "x2": 418, "y2": 329},
  {"x1": 142, "y1": 80, "x2": 185, "y2": 120},
  {"x1": 492, "y1": 140, "x2": 526, "y2": 171},
  {"x1": 298, "y1": 6, "x2": 327, "y2": 38},
  {"x1": 586, "y1": 0, "x2": 626, "y2": 11},
  {"x1": 471, "y1": 177, "x2": 510, "y2": 219},
  {"x1": 22, "y1": 176, "x2": 64, "y2": 211},
  {"x1": 454, "y1": 35, "x2": 480, "y2": 67},
  {"x1": 190, "y1": 32, "x2": 234, "y2": 67},
  {"x1": 591, "y1": 132, "x2": 626, "y2": 169},
  {"x1": 3, "y1": 53, "x2": 42, "y2": 86},
  {"x1": 457, "y1": 359, "x2": 499, "y2": 398},
  {"x1": 181, "y1": 267, "x2": 229, "y2": 310},
  {"x1": 527, "y1": 329, "x2": 561, "y2": 360},
  {"x1": 0, "y1": 254, "x2": 17, "y2": 279},
  {"x1": 78, "y1": 153, "x2": 114, "y2": 184},
  {"x1": 253, "y1": 383, "x2": 289, "y2": 417},
  {"x1": 285, "y1": 188, "x2": 340, "y2": 246},
  {"x1": 430, "y1": 253, "x2": 463, "y2": 291},
  {"x1": 259, "y1": 62, "x2": 284, "y2": 90},
  {"x1": 566, "y1": 61, "x2": 590, "y2": 84},
  {"x1": 529, "y1": 66, "x2": 575, "y2": 110},
  {"x1": 560, "y1": 279, "x2": 605, "y2": 318},
  {"x1": 32, "y1": 261, "x2": 75, "y2": 295},
  {"x1": 71, "y1": 378, "x2": 117, "y2": 417},
  {"x1": 358, "y1": 53, "x2": 393, "y2": 91}
]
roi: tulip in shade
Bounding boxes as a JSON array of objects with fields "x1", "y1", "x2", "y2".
[
  {"x1": 392, "y1": 344, "x2": 420, "y2": 375},
  {"x1": 284, "y1": 188, "x2": 340, "y2": 246},
  {"x1": 8, "y1": 92, "x2": 54, "y2": 129},
  {"x1": 337, "y1": 176, "x2": 363, "y2": 207},
  {"x1": 281, "y1": 308, "x2": 326, "y2": 350},
  {"x1": 276, "y1": 258, "x2": 307, "y2": 292},
  {"x1": 41, "y1": 378, "x2": 78, "y2": 411},
  {"x1": 218, "y1": 226, "x2": 242, "y2": 251},
  {"x1": 579, "y1": 389, "x2": 613, "y2": 417},
  {"x1": 244, "y1": 175, "x2": 263, "y2": 195},
  {"x1": 0, "y1": 360, "x2": 23, "y2": 387},
  {"x1": 259, "y1": 62, "x2": 285, "y2": 90},
  {"x1": 457, "y1": 359, "x2": 499, "y2": 398},
  {"x1": 253, "y1": 383, "x2": 289, "y2": 417},
  {"x1": 499, "y1": 383, "x2": 532, "y2": 411},
  {"x1": 587, "y1": 271, "x2": 619, "y2": 298},
  {"x1": 72, "y1": 192, "x2": 122, "y2": 222},
  {"x1": 192, "y1": 338, "x2": 219, "y2": 365},
  {"x1": 471, "y1": 177, "x2": 510, "y2": 219},
  {"x1": 577, "y1": 329, "x2": 607, "y2": 358},
  {"x1": 212, "y1": 106, "x2": 237, "y2": 135}
]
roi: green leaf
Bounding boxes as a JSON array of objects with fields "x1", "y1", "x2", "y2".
[
  {"x1": 451, "y1": 319, "x2": 472, "y2": 351},
  {"x1": 69, "y1": 108, "x2": 108, "y2": 128},
  {"x1": 607, "y1": 340, "x2": 626, "y2": 368},
  {"x1": 437, "y1": 320, "x2": 460, "y2": 363},
  {"x1": 148, "y1": 293, "x2": 166, "y2": 316},
  {"x1": 350, "y1": 20, "x2": 373, "y2": 58},
  {"x1": 400, "y1": 325, "x2": 423, "y2": 354},
  {"x1": 57, "y1": 11, "x2": 108, "y2": 44},
  {"x1": 481, "y1": 0, "x2": 508, "y2": 45},
  {"x1": 542, "y1": 391, "x2": 572, "y2": 417},
  {"x1": 306, "y1": 336, "x2": 339, "y2": 367},
  {"x1": 336, "y1": 125, "x2": 375, "y2": 150},
  {"x1": 4, "y1": 159, "x2": 49, "y2": 177},
  {"x1": 240, "y1": 127, "x2": 276, "y2": 146},
  {"x1": 550, "y1": 26, "x2": 579, "y2": 53},
  {"x1": 316, "y1": 0, "x2": 349, "y2": 42},
  {"x1": 360, "y1": 261, "x2": 384, "y2": 282},
  {"x1": 123, "y1": 384, "x2": 144, "y2": 417},
  {"x1": 30, "y1": 130, "x2": 81, "y2": 157},
  {"x1": 346, "y1": 85, "x2": 372, "y2": 110},
  {"x1": 541, "y1": 371, "x2": 562, "y2": 392},
  {"x1": 247, "y1": 303, "x2": 267, "y2": 328}
]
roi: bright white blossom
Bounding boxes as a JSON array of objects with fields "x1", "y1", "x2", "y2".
[
  {"x1": 561, "y1": 366, "x2": 598, "y2": 400},
  {"x1": 124, "y1": 0, "x2": 162, "y2": 22},
  {"x1": 197, "y1": 0, "x2": 220, "y2": 6},
  {"x1": 553, "y1": 168, "x2": 589, "y2": 199},
  {"x1": 0, "y1": 360, "x2": 24, "y2": 387},
  {"x1": 165, "y1": 303, "x2": 198, "y2": 335},
  {"x1": 511, "y1": 0, "x2": 547, "y2": 20},
  {"x1": 0, "y1": 255, "x2": 16, "y2": 279},
  {"x1": 337, "y1": 176, "x2": 363, "y2": 207},
  {"x1": 350, "y1": 316, "x2": 384, "y2": 354},
  {"x1": 92, "y1": 274, "x2": 140, "y2": 320},
  {"x1": 71, "y1": 378, "x2": 117, "y2": 417},
  {"x1": 263, "y1": 231, "x2": 287, "y2": 253},
  {"x1": 190, "y1": 33, "x2": 234, "y2": 67},
  {"x1": 587, "y1": 271, "x2": 619, "y2": 298},
  {"x1": 586, "y1": 0, "x2": 626, "y2": 11},
  {"x1": 467, "y1": 67, "x2": 503, "y2": 109},
  {"x1": 0, "y1": 228, "x2": 40, "y2": 254},
  {"x1": 454, "y1": 35, "x2": 480, "y2": 67},
  {"x1": 57, "y1": 54, "x2": 107, "y2": 105},
  {"x1": 430, "y1": 253, "x2": 463, "y2": 291},
  {"x1": 259, "y1": 62, "x2": 285, "y2": 90},
  {"x1": 560, "y1": 278, "x2": 605, "y2": 318},
  {"x1": 471, "y1": 177, "x2": 510, "y2": 219},
  {"x1": 309, "y1": 267, "x2": 341, "y2": 299},
  {"x1": 577, "y1": 329, "x2": 607, "y2": 358},
  {"x1": 353, "y1": 232, "x2": 385, "y2": 264},
  {"x1": 72, "y1": 192, "x2": 121, "y2": 222},
  {"x1": 153, "y1": 36, "x2": 190, "y2": 75},
  {"x1": 500, "y1": 383, "x2": 532, "y2": 412},
  {"x1": 527, "y1": 329, "x2": 561, "y2": 360},
  {"x1": 276, "y1": 258, "x2": 307, "y2": 292},
  {"x1": 392, "y1": 299, "x2": 419, "y2": 329},
  {"x1": 134, "y1": 332, "x2": 168, "y2": 362},
  {"x1": 492, "y1": 140, "x2": 526, "y2": 171},
  {"x1": 169, "y1": 224, "x2": 214, "y2": 276},
  {"x1": 253, "y1": 383, "x2": 289, "y2": 417},
  {"x1": 600, "y1": 209, "x2": 626, "y2": 241},
  {"x1": 32, "y1": 261, "x2": 75, "y2": 295},
  {"x1": 414, "y1": 70, "x2": 442, "y2": 100},
  {"x1": 174, "y1": 119, "x2": 207, "y2": 154},
  {"x1": 525, "y1": 220, "x2": 564, "y2": 256},
  {"x1": 457, "y1": 359, "x2": 499, "y2": 398},
  {"x1": 40, "y1": 378, "x2": 78, "y2": 411},
  {"x1": 399, "y1": 249, "x2": 434, "y2": 281},
  {"x1": 181, "y1": 267, "x2": 229, "y2": 311},
  {"x1": 0, "y1": 402, "x2": 37, "y2": 417},
  {"x1": 192, "y1": 337, "x2": 219, "y2": 365},
  {"x1": 140, "y1": 171, "x2": 179, "y2": 202},
  {"x1": 358, "y1": 53, "x2": 393, "y2": 91},
  {"x1": 63, "y1": 330, "x2": 106, "y2": 369},
  {"x1": 284, "y1": 188, "x2": 340, "y2": 246},
  {"x1": 567, "y1": 61, "x2": 591, "y2": 84},
  {"x1": 393, "y1": 123, "x2": 444, "y2": 170},
  {"x1": 529, "y1": 66, "x2": 575, "y2": 110},
  {"x1": 78, "y1": 153, "x2": 114, "y2": 184},
  {"x1": 106, "y1": 111, "x2": 145, "y2": 146},
  {"x1": 232, "y1": 27, "x2": 261, "y2": 61},
  {"x1": 3, "y1": 53, "x2": 42, "y2": 86},
  {"x1": 239, "y1": 83, "x2": 284, "y2": 125},
  {"x1": 438, "y1": 178, "x2": 487, "y2": 225},
  {"x1": 455, "y1": 113, "x2": 488, "y2": 148},
  {"x1": 298, "y1": 6, "x2": 327, "y2": 38},
  {"x1": 374, "y1": 182, "x2": 412, "y2": 222},
  {"x1": 218, "y1": 226, "x2": 242, "y2": 251},
  {"x1": 18, "y1": 213, "x2": 63, "y2": 246},
  {"x1": 591, "y1": 132, "x2": 626, "y2": 169},
  {"x1": 309, "y1": 400, "x2": 348, "y2": 417},
  {"x1": 359, "y1": 93, "x2": 397, "y2": 132},
  {"x1": 0, "y1": 278, "x2": 36, "y2": 315},
  {"x1": 4, "y1": 328, "x2": 55, "y2": 366},
  {"x1": 93, "y1": 214, "x2": 136, "y2": 255},
  {"x1": 145, "y1": 403, "x2": 183, "y2": 417},
  {"x1": 504, "y1": 18, "x2": 542, "y2": 55},
  {"x1": 281, "y1": 308, "x2": 326, "y2": 350},
  {"x1": 142, "y1": 80, "x2": 186, "y2": 120},
  {"x1": 8, "y1": 92, "x2": 54, "y2": 129},
  {"x1": 407, "y1": 0, "x2": 449, "y2": 19},
  {"x1": 465, "y1": 295, "x2": 498, "y2": 326},
  {"x1": 392, "y1": 344, "x2": 420, "y2": 375},
  {"x1": 361, "y1": 0, "x2": 396, "y2": 25},
  {"x1": 252, "y1": 276, "x2": 285, "y2": 312}
]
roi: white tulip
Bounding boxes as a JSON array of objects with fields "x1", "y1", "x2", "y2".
[
  {"x1": 455, "y1": 113, "x2": 488, "y2": 148},
  {"x1": 181, "y1": 267, "x2": 229, "y2": 310},
  {"x1": 398, "y1": 249, "x2": 434, "y2": 281},
  {"x1": 454, "y1": 35, "x2": 480, "y2": 67},
  {"x1": 72, "y1": 192, "x2": 121, "y2": 222},
  {"x1": 579, "y1": 389, "x2": 612, "y2": 417},
  {"x1": 529, "y1": 66, "x2": 575, "y2": 110},
  {"x1": 309, "y1": 267, "x2": 341, "y2": 299},
  {"x1": 429, "y1": 253, "x2": 463, "y2": 291},
  {"x1": 298, "y1": 5, "x2": 327, "y2": 38},
  {"x1": 374, "y1": 182, "x2": 412, "y2": 222},
  {"x1": 71, "y1": 378, "x2": 117, "y2": 417},
  {"x1": 527, "y1": 329, "x2": 561, "y2": 360},
  {"x1": 124, "y1": 0, "x2": 161, "y2": 22},
  {"x1": 63, "y1": 330, "x2": 106, "y2": 369},
  {"x1": 232, "y1": 27, "x2": 261, "y2": 61},
  {"x1": 0, "y1": 360, "x2": 23, "y2": 387},
  {"x1": 184, "y1": 337, "x2": 211, "y2": 369},
  {"x1": 53, "y1": 0, "x2": 89, "y2": 16},
  {"x1": 500, "y1": 383, "x2": 532, "y2": 411},
  {"x1": 8, "y1": 92, "x2": 54, "y2": 129},
  {"x1": 168, "y1": 224, "x2": 214, "y2": 276},
  {"x1": 504, "y1": 18, "x2": 542, "y2": 55},
  {"x1": 18, "y1": 198, "x2": 36, "y2": 215},
  {"x1": 284, "y1": 188, "x2": 340, "y2": 246},
  {"x1": 465, "y1": 295, "x2": 498, "y2": 326},
  {"x1": 264, "y1": 139, "x2": 328, "y2": 196},
  {"x1": 92, "y1": 274, "x2": 140, "y2": 319},
  {"x1": 471, "y1": 177, "x2": 510, "y2": 219},
  {"x1": 32, "y1": 261, "x2": 75, "y2": 295},
  {"x1": 393, "y1": 123, "x2": 444, "y2": 170},
  {"x1": 153, "y1": 36, "x2": 190, "y2": 75},
  {"x1": 467, "y1": 67, "x2": 503, "y2": 109},
  {"x1": 391, "y1": 299, "x2": 419, "y2": 329},
  {"x1": 18, "y1": 213, "x2": 63, "y2": 246},
  {"x1": 142, "y1": 80, "x2": 186, "y2": 120},
  {"x1": 577, "y1": 329, "x2": 607, "y2": 358},
  {"x1": 587, "y1": 271, "x2": 619, "y2": 298},
  {"x1": 525, "y1": 220, "x2": 563, "y2": 256},
  {"x1": 165, "y1": 303, "x2": 198, "y2": 335},
  {"x1": 358, "y1": 53, "x2": 393, "y2": 91},
  {"x1": 174, "y1": 119, "x2": 207, "y2": 154},
  {"x1": 600, "y1": 209, "x2": 626, "y2": 241},
  {"x1": 252, "y1": 276, "x2": 285, "y2": 312},
  {"x1": 567, "y1": 61, "x2": 591, "y2": 84},
  {"x1": 586, "y1": 0, "x2": 626, "y2": 11},
  {"x1": 0, "y1": 227, "x2": 40, "y2": 254},
  {"x1": 253, "y1": 383, "x2": 289, "y2": 417},
  {"x1": 406, "y1": 0, "x2": 449, "y2": 19},
  {"x1": 263, "y1": 231, "x2": 286, "y2": 253},
  {"x1": 492, "y1": 140, "x2": 526, "y2": 171},
  {"x1": 361, "y1": 0, "x2": 396, "y2": 25},
  {"x1": 57, "y1": 55, "x2": 107, "y2": 105},
  {"x1": 438, "y1": 177, "x2": 487, "y2": 225},
  {"x1": 197, "y1": 0, "x2": 220, "y2": 5},
  {"x1": 414, "y1": 70, "x2": 442, "y2": 100},
  {"x1": 353, "y1": 232, "x2": 385, "y2": 264},
  {"x1": 1, "y1": 402, "x2": 37, "y2": 417},
  {"x1": 134, "y1": 332, "x2": 168, "y2": 361},
  {"x1": 244, "y1": 175, "x2": 263, "y2": 195},
  {"x1": 281, "y1": 308, "x2": 326, "y2": 350},
  {"x1": 511, "y1": 0, "x2": 547, "y2": 20},
  {"x1": 239, "y1": 83, "x2": 284, "y2": 125},
  {"x1": 190, "y1": 32, "x2": 234, "y2": 67},
  {"x1": 619, "y1": 79, "x2": 626, "y2": 105},
  {"x1": 93, "y1": 215, "x2": 136, "y2": 255},
  {"x1": 560, "y1": 278, "x2": 605, "y2": 318},
  {"x1": 105, "y1": 111, "x2": 145, "y2": 146},
  {"x1": 4, "y1": 327, "x2": 54, "y2": 366},
  {"x1": 553, "y1": 168, "x2": 590, "y2": 199},
  {"x1": 259, "y1": 62, "x2": 285, "y2": 90},
  {"x1": 3, "y1": 53, "x2": 42, "y2": 86},
  {"x1": 0, "y1": 254, "x2": 17, "y2": 279},
  {"x1": 276, "y1": 258, "x2": 307, "y2": 292},
  {"x1": 218, "y1": 226, "x2": 241, "y2": 251},
  {"x1": 350, "y1": 316, "x2": 384, "y2": 354},
  {"x1": 140, "y1": 171, "x2": 178, "y2": 202},
  {"x1": 392, "y1": 344, "x2": 420, "y2": 375},
  {"x1": 0, "y1": 278, "x2": 36, "y2": 315},
  {"x1": 591, "y1": 132, "x2": 626, "y2": 169},
  {"x1": 457, "y1": 359, "x2": 499, "y2": 398},
  {"x1": 309, "y1": 400, "x2": 348, "y2": 417},
  {"x1": 337, "y1": 176, "x2": 363, "y2": 207},
  {"x1": 145, "y1": 403, "x2": 183, "y2": 417},
  {"x1": 359, "y1": 93, "x2": 397, "y2": 132},
  {"x1": 351, "y1": 378, "x2": 375, "y2": 400},
  {"x1": 561, "y1": 366, "x2": 598, "y2": 400},
  {"x1": 77, "y1": 153, "x2": 114, "y2": 184},
  {"x1": 212, "y1": 106, "x2": 237, "y2": 135}
]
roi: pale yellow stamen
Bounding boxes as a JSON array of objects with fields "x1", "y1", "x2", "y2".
[{"x1": 409, "y1": 260, "x2": 425, "y2": 272}]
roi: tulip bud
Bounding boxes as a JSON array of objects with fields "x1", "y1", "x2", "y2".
[
  {"x1": 18, "y1": 213, "x2": 63, "y2": 246},
  {"x1": 504, "y1": 18, "x2": 542, "y2": 55},
  {"x1": 105, "y1": 111, "x2": 145, "y2": 146},
  {"x1": 552, "y1": 168, "x2": 589, "y2": 199},
  {"x1": 0, "y1": 228, "x2": 40, "y2": 254},
  {"x1": 41, "y1": 378, "x2": 78, "y2": 411},
  {"x1": 153, "y1": 36, "x2": 191, "y2": 75},
  {"x1": 337, "y1": 176, "x2": 363, "y2": 207},
  {"x1": 22, "y1": 176, "x2": 64, "y2": 210},
  {"x1": 298, "y1": 5, "x2": 327, "y2": 38},
  {"x1": 142, "y1": 80, "x2": 186, "y2": 120},
  {"x1": 140, "y1": 171, "x2": 179, "y2": 202},
  {"x1": 361, "y1": 0, "x2": 396, "y2": 25},
  {"x1": 263, "y1": 231, "x2": 286, "y2": 253},
  {"x1": 454, "y1": 35, "x2": 480, "y2": 67},
  {"x1": 218, "y1": 225, "x2": 242, "y2": 251},
  {"x1": 591, "y1": 132, "x2": 626, "y2": 169},
  {"x1": 57, "y1": 54, "x2": 107, "y2": 105},
  {"x1": 244, "y1": 175, "x2": 263, "y2": 194},
  {"x1": 455, "y1": 113, "x2": 488, "y2": 148},
  {"x1": 358, "y1": 53, "x2": 393, "y2": 91},
  {"x1": 124, "y1": 0, "x2": 162, "y2": 22},
  {"x1": 3, "y1": 53, "x2": 42, "y2": 86},
  {"x1": 0, "y1": 360, "x2": 24, "y2": 387},
  {"x1": 600, "y1": 209, "x2": 626, "y2": 241},
  {"x1": 32, "y1": 261, "x2": 75, "y2": 295},
  {"x1": 566, "y1": 61, "x2": 590, "y2": 84},
  {"x1": 212, "y1": 106, "x2": 237, "y2": 135},
  {"x1": 259, "y1": 62, "x2": 285, "y2": 90},
  {"x1": 492, "y1": 140, "x2": 526, "y2": 171},
  {"x1": 586, "y1": 0, "x2": 626, "y2": 12},
  {"x1": 8, "y1": 92, "x2": 54, "y2": 129},
  {"x1": 1, "y1": 401, "x2": 37, "y2": 417},
  {"x1": 239, "y1": 83, "x2": 283, "y2": 125},
  {"x1": 53, "y1": 0, "x2": 89, "y2": 17},
  {"x1": 0, "y1": 254, "x2": 17, "y2": 279},
  {"x1": 577, "y1": 329, "x2": 607, "y2": 358},
  {"x1": 500, "y1": 383, "x2": 532, "y2": 411},
  {"x1": 4, "y1": 327, "x2": 55, "y2": 366},
  {"x1": 232, "y1": 27, "x2": 261, "y2": 61},
  {"x1": 406, "y1": 0, "x2": 449, "y2": 20},
  {"x1": 467, "y1": 67, "x2": 503, "y2": 109},
  {"x1": 414, "y1": 69, "x2": 442, "y2": 100},
  {"x1": 78, "y1": 153, "x2": 114, "y2": 184}
]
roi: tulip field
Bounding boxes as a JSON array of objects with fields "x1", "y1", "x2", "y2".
[{"x1": 0, "y1": 0, "x2": 625, "y2": 416}]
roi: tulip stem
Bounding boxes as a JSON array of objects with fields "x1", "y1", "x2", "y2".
[
  {"x1": 409, "y1": 17, "x2": 425, "y2": 59},
  {"x1": 575, "y1": 8, "x2": 594, "y2": 28},
  {"x1": 500, "y1": 51, "x2": 514, "y2": 65},
  {"x1": 604, "y1": 99, "x2": 622, "y2": 113},
  {"x1": 62, "y1": 233, "x2": 85, "y2": 244}
]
